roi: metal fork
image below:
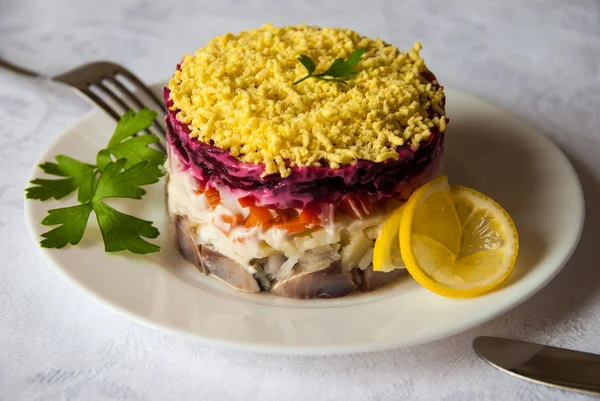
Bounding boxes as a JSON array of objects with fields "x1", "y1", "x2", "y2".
[{"x1": 0, "y1": 58, "x2": 166, "y2": 151}]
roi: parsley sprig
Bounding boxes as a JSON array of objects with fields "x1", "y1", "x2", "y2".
[
  {"x1": 293, "y1": 48, "x2": 365, "y2": 85},
  {"x1": 26, "y1": 108, "x2": 166, "y2": 254}
]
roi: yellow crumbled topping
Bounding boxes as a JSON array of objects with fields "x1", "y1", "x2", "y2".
[{"x1": 168, "y1": 23, "x2": 446, "y2": 177}]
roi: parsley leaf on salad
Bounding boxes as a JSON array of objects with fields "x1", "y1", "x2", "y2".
[{"x1": 293, "y1": 48, "x2": 365, "y2": 85}]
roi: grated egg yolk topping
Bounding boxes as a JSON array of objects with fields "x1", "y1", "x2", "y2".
[{"x1": 168, "y1": 23, "x2": 446, "y2": 177}]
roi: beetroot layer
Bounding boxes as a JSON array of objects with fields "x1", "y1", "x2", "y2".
[{"x1": 165, "y1": 89, "x2": 444, "y2": 209}]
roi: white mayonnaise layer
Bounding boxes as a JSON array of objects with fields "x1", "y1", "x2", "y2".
[{"x1": 166, "y1": 156, "x2": 386, "y2": 268}]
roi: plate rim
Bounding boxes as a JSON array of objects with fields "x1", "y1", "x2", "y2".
[{"x1": 23, "y1": 85, "x2": 585, "y2": 355}]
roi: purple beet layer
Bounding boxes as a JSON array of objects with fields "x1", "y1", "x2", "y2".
[{"x1": 165, "y1": 88, "x2": 445, "y2": 209}]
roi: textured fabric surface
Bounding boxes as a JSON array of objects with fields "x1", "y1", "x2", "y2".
[{"x1": 1, "y1": 1, "x2": 600, "y2": 400}]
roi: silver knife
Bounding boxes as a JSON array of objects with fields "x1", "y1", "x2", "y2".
[{"x1": 473, "y1": 336, "x2": 600, "y2": 395}]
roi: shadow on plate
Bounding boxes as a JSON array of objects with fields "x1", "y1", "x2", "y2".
[
  {"x1": 524, "y1": 148, "x2": 600, "y2": 325},
  {"x1": 445, "y1": 115, "x2": 550, "y2": 286}
]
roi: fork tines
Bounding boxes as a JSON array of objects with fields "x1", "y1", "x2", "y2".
[{"x1": 53, "y1": 62, "x2": 166, "y2": 151}]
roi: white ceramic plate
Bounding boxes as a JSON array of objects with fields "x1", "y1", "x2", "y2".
[{"x1": 24, "y1": 86, "x2": 584, "y2": 355}]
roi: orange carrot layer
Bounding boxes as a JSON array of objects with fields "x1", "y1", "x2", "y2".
[
  {"x1": 274, "y1": 220, "x2": 306, "y2": 234},
  {"x1": 242, "y1": 206, "x2": 274, "y2": 228},
  {"x1": 238, "y1": 195, "x2": 255, "y2": 208},
  {"x1": 338, "y1": 195, "x2": 372, "y2": 219},
  {"x1": 205, "y1": 187, "x2": 221, "y2": 209}
]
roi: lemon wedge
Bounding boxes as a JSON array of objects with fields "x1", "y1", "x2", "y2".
[
  {"x1": 373, "y1": 205, "x2": 406, "y2": 272},
  {"x1": 375, "y1": 176, "x2": 518, "y2": 298}
]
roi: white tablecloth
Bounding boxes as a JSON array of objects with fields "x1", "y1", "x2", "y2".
[{"x1": 1, "y1": 1, "x2": 599, "y2": 399}]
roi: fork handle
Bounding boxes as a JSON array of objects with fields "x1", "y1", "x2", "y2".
[{"x1": 0, "y1": 59, "x2": 43, "y2": 78}]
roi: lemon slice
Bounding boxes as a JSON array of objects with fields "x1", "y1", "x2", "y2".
[
  {"x1": 373, "y1": 205, "x2": 406, "y2": 272},
  {"x1": 401, "y1": 176, "x2": 518, "y2": 297},
  {"x1": 374, "y1": 175, "x2": 518, "y2": 297}
]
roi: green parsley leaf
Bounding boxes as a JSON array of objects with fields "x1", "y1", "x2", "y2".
[
  {"x1": 40, "y1": 158, "x2": 164, "y2": 254},
  {"x1": 40, "y1": 203, "x2": 94, "y2": 248},
  {"x1": 97, "y1": 108, "x2": 165, "y2": 171},
  {"x1": 30, "y1": 108, "x2": 166, "y2": 255},
  {"x1": 39, "y1": 161, "x2": 69, "y2": 176},
  {"x1": 92, "y1": 200, "x2": 160, "y2": 254},
  {"x1": 95, "y1": 159, "x2": 163, "y2": 200},
  {"x1": 26, "y1": 155, "x2": 96, "y2": 202},
  {"x1": 293, "y1": 47, "x2": 365, "y2": 86},
  {"x1": 110, "y1": 108, "x2": 158, "y2": 144},
  {"x1": 297, "y1": 55, "x2": 316, "y2": 75},
  {"x1": 318, "y1": 58, "x2": 351, "y2": 78},
  {"x1": 344, "y1": 47, "x2": 365, "y2": 69}
]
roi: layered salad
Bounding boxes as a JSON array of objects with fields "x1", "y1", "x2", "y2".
[{"x1": 165, "y1": 24, "x2": 447, "y2": 298}]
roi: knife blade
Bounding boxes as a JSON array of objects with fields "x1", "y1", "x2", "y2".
[{"x1": 473, "y1": 336, "x2": 600, "y2": 395}]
